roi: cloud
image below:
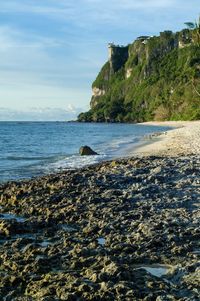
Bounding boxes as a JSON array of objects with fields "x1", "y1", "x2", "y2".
[
  {"x1": 0, "y1": 1, "x2": 65, "y2": 14},
  {"x1": 0, "y1": 106, "x2": 84, "y2": 121},
  {"x1": 0, "y1": 0, "x2": 175, "y2": 14},
  {"x1": 0, "y1": 1, "x2": 198, "y2": 31},
  {"x1": 0, "y1": 0, "x2": 176, "y2": 26},
  {"x1": 0, "y1": 1, "x2": 197, "y2": 34},
  {"x1": 0, "y1": 24, "x2": 97, "y2": 109},
  {"x1": 0, "y1": 25, "x2": 67, "y2": 51},
  {"x1": 0, "y1": 0, "x2": 199, "y2": 115},
  {"x1": 84, "y1": 0, "x2": 175, "y2": 9}
]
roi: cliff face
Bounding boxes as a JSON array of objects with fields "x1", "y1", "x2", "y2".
[
  {"x1": 108, "y1": 44, "x2": 129, "y2": 74},
  {"x1": 78, "y1": 28, "x2": 200, "y2": 122}
]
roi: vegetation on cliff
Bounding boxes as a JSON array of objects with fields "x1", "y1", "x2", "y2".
[{"x1": 78, "y1": 21, "x2": 200, "y2": 122}]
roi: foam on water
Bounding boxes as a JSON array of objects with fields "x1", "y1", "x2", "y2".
[
  {"x1": 0, "y1": 122, "x2": 173, "y2": 182},
  {"x1": 44, "y1": 154, "x2": 107, "y2": 172}
]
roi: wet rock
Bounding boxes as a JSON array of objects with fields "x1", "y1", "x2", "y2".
[
  {"x1": 0, "y1": 155, "x2": 199, "y2": 299},
  {"x1": 79, "y1": 145, "x2": 98, "y2": 156}
]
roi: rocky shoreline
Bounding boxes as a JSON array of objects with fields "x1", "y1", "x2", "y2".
[{"x1": 0, "y1": 154, "x2": 199, "y2": 300}]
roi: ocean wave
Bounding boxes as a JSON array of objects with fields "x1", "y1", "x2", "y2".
[
  {"x1": 41, "y1": 154, "x2": 108, "y2": 172},
  {"x1": 0, "y1": 122, "x2": 173, "y2": 182}
]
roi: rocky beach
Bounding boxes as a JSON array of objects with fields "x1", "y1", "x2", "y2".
[{"x1": 0, "y1": 121, "x2": 200, "y2": 300}]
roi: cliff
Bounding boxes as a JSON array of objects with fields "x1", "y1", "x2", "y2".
[{"x1": 78, "y1": 27, "x2": 200, "y2": 122}]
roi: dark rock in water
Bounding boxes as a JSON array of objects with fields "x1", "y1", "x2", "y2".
[{"x1": 79, "y1": 146, "x2": 98, "y2": 156}]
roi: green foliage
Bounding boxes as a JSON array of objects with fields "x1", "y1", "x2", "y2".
[
  {"x1": 184, "y1": 16, "x2": 200, "y2": 46},
  {"x1": 78, "y1": 111, "x2": 93, "y2": 122},
  {"x1": 184, "y1": 22, "x2": 195, "y2": 29},
  {"x1": 92, "y1": 61, "x2": 110, "y2": 89},
  {"x1": 78, "y1": 26, "x2": 200, "y2": 123}
]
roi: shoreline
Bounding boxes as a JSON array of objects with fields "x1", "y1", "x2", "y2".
[
  {"x1": 0, "y1": 122, "x2": 174, "y2": 184},
  {"x1": 132, "y1": 120, "x2": 200, "y2": 157},
  {"x1": 0, "y1": 121, "x2": 199, "y2": 299}
]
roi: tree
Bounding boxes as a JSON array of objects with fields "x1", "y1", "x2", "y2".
[
  {"x1": 184, "y1": 16, "x2": 200, "y2": 46},
  {"x1": 184, "y1": 22, "x2": 195, "y2": 29},
  {"x1": 184, "y1": 16, "x2": 200, "y2": 98}
]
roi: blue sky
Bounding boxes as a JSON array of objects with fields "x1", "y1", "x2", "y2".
[{"x1": 0, "y1": 0, "x2": 199, "y2": 118}]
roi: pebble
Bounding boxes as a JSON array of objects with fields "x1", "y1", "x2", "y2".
[{"x1": 0, "y1": 155, "x2": 199, "y2": 299}]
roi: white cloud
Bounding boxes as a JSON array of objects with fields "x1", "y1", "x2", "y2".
[
  {"x1": 0, "y1": 24, "x2": 97, "y2": 109},
  {"x1": 0, "y1": 0, "x2": 198, "y2": 113},
  {"x1": 0, "y1": 0, "x2": 198, "y2": 31},
  {"x1": 0, "y1": 25, "x2": 66, "y2": 51},
  {"x1": 0, "y1": 0, "x2": 175, "y2": 14},
  {"x1": 0, "y1": 0, "x2": 176, "y2": 25},
  {"x1": 0, "y1": 106, "x2": 84, "y2": 121},
  {"x1": 84, "y1": 0, "x2": 174, "y2": 9}
]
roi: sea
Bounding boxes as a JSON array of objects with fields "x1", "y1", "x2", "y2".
[{"x1": 0, "y1": 122, "x2": 172, "y2": 182}]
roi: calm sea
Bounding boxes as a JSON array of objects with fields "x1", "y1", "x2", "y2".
[{"x1": 0, "y1": 122, "x2": 171, "y2": 182}]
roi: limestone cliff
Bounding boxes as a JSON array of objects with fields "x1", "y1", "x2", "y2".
[{"x1": 78, "y1": 27, "x2": 200, "y2": 122}]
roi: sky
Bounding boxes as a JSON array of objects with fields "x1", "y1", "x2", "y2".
[{"x1": 0, "y1": 0, "x2": 199, "y2": 120}]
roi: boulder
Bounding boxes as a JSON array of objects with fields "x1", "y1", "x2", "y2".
[{"x1": 79, "y1": 146, "x2": 98, "y2": 156}]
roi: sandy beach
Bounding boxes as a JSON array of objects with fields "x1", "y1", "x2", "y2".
[
  {"x1": 133, "y1": 121, "x2": 200, "y2": 157},
  {"x1": 0, "y1": 121, "x2": 199, "y2": 300}
]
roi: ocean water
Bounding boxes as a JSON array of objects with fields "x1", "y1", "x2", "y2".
[{"x1": 0, "y1": 122, "x2": 171, "y2": 182}]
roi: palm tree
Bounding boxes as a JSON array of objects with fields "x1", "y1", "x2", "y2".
[
  {"x1": 184, "y1": 16, "x2": 200, "y2": 46},
  {"x1": 184, "y1": 22, "x2": 196, "y2": 29}
]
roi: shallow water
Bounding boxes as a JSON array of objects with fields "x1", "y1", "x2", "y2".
[
  {"x1": 142, "y1": 266, "x2": 168, "y2": 277},
  {"x1": 135, "y1": 265, "x2": 169, "y2": 277},
  {"x1": 192, "y1": 249, "x2": 200, "y2": 255},
  {"x1": 39, "y1": 241, "x2": 52, "y2": 248},
  {"x1": 61, "y1": 224, "x2": 77, "y2": 232},
  {"x1": 0, "y1": 213, "x2": 26, "y2": 223},
  {"x1": 0, "y1": 122, "x2": 172, "y2": 182},
  {"x1": 97, "y1": 237, "x2": 106, "y2": 246}
]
